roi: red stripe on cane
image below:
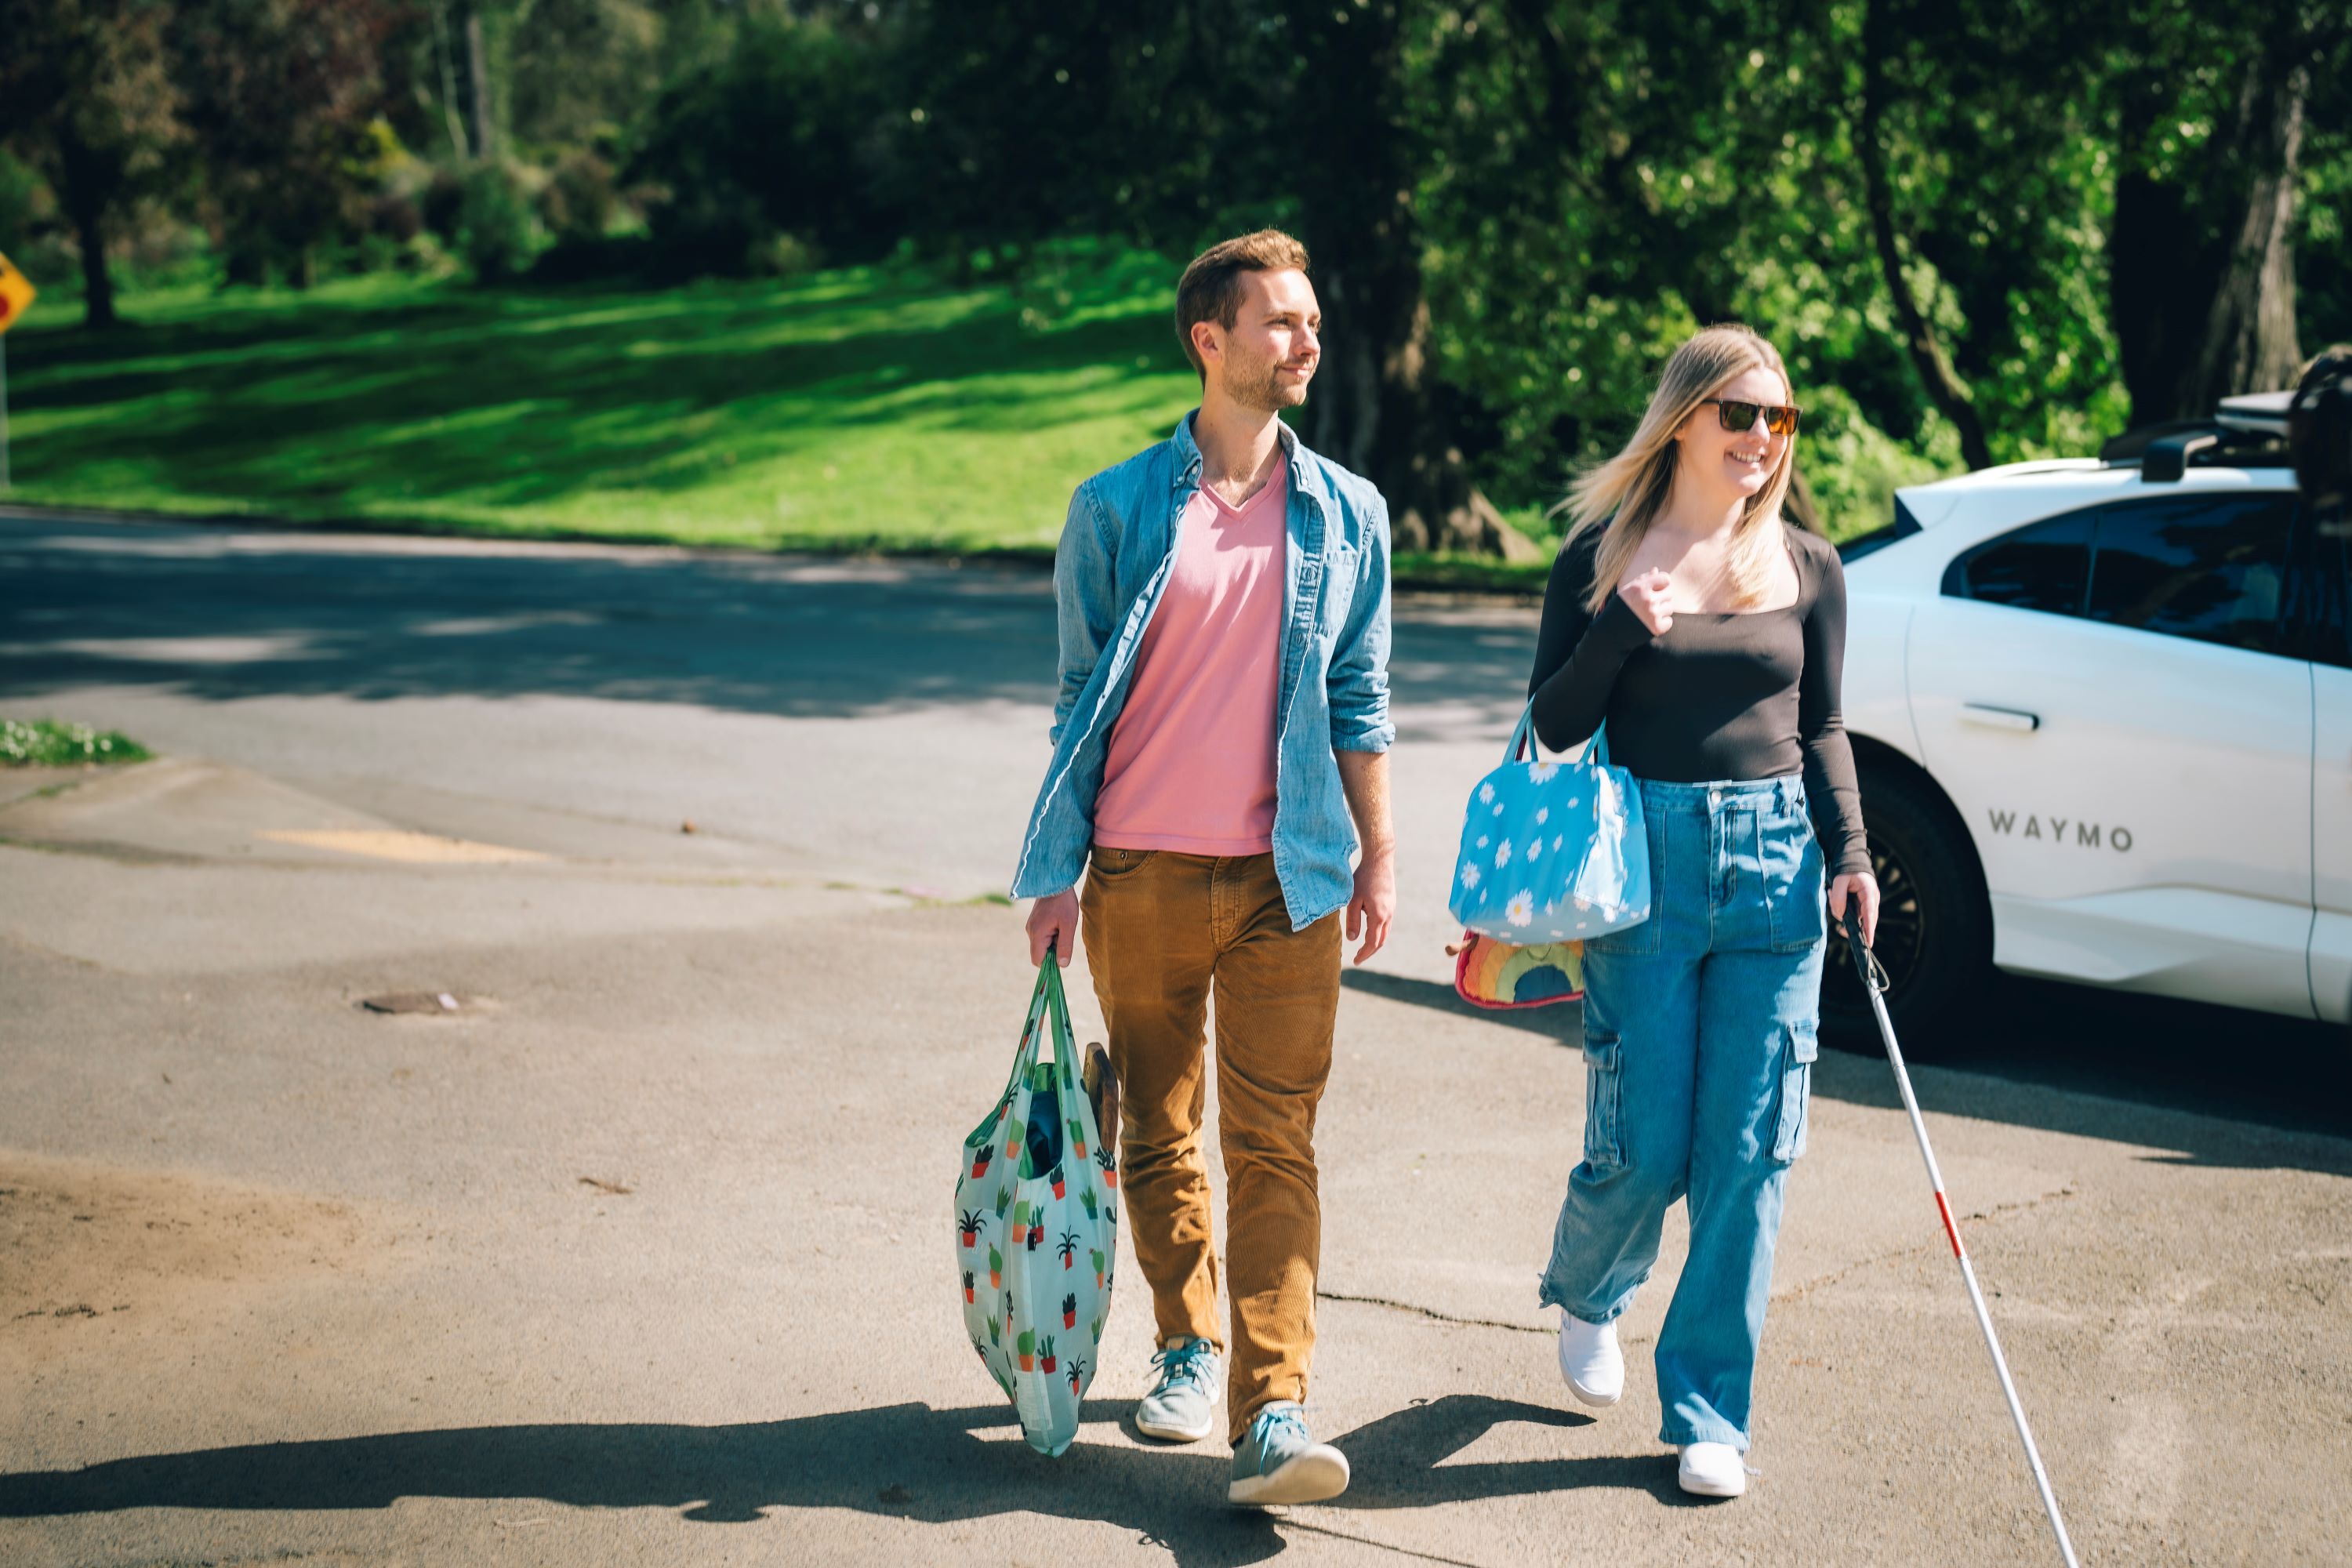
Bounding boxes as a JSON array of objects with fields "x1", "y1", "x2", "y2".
[{"x1": 1934, "y1": 1191, "x2": 1965, "y2": 1259}]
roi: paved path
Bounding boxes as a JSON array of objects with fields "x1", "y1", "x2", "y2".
[{"x1": 2, "y1": 515, "x2": 2347, "y2": 1566}]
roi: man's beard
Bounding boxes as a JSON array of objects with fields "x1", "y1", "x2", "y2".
[{"x1": 1222, "y1": 356, "x2": 1310, "y2": 412}]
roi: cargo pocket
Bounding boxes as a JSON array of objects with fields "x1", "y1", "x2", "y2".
[
  {"x1": 1581, "y1": 1033, "x2": 1628, "y2": 1173},
  {"x1": 1769, "y1": 1022, "x2": 1818, "y2": 1163}
]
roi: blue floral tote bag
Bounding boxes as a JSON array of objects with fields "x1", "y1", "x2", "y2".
[
  {"x1": 954, "y1": 953, "x2": 1116, "y2": 1456},
  {"x1": 1450, "y1": 703, "x2": 1650, "y2": 944}
]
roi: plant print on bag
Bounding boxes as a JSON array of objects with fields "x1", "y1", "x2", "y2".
[
  {"x1": 988, "y1": 1244, "x2": 1002, "y2": 1290},
  {"x1": 1050, "y1": 1164, "x2": 1066, "y2": 1200},
  {"x1": 1080, "y1": 1188, "x2": 1098, "y2": 1220},
  {"x1": 970, "y1": 1143, "x2": 993, "y2": 1181},
  {"x1": 959, "y1": 1208, "x2": 984, "y2": 1249},
  {"x1": 1090, "y1": 1248, "x2": 1106, "y2": 1289},
  {"x1": 1039, "y1": 1336, "x2": 1058, "y2": 1374},
  {"x1": 1095, "y1": 1145, "x2": 1118, "y2": 1189},
  {"x1": 1062, "y1": 1291, "x2": 1077, "y2": 1329},
  {"x1": 1068, "y1": 1357, "x2": 1087, "y2": 1396},
  {"x1": 1066, "y1": 1118, "x2": 1087, "y2": 1159},
  {"x1": 1016, "y1": 1329, "x2": 1036, "y2": 1372},
  {"x1": 1058, "y1": 1231, "x2": 1080, "y2": 1269},
  {"x1": 962, "y1": 1269, "x2": 975, "y2": 1304}
]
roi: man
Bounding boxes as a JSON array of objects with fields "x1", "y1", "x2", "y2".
[{"x1": 1011, "y1": 230, "x2": 1396, "y2": 1506}]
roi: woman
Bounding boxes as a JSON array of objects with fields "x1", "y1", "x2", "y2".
[{"x1": 1526, "y1": 324, "x2": 1878, "y2": 1499}]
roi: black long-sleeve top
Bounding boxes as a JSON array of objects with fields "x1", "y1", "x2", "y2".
[{"x1": 1526, "y1": 524, "x2": 1870, "y2": 877}]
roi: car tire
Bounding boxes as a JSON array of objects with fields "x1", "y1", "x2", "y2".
[{"x1": 1820, "y1": 764, "x2": 1991, "y2": 1058}]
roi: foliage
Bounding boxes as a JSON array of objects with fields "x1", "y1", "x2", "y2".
[
  {"x1": 629, "y1": 13, "x2": 906, "y2": 274},
  {"x1": 0, "y1": 719, "x2": 152, "y2": 768},
  {"x1": 168, "y1": 0, "x2": 406, "y2": 289},
  {"x1": 454, "y1": 160, "x2": 543, "y2": 281}
]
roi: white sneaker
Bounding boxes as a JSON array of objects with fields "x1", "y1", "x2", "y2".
[
  {"x1": 1677, "y1": 1441, "x2": 1748, "y2": 1498},
  {"x1": 1556, "y1": 1313, "x2": 1622, "y2": 1407},
  {"x1": 1134, "y1": 1338, "x2": 1221, "y2": 1443}
]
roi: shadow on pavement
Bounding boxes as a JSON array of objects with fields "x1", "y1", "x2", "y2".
[
  {"x1": 0, "y1": 518, "x2": 1531, "y2": 742},
  {"x1": 1328, "y1": 1395, "x2": 1697, "y2": 1511},
  {"x1": 1342, "y1": 967, "x2": 2352, "y2": 1175},
  {"x1": 0, "y1": 1396, "x2": 1672, "y2": 1563}
]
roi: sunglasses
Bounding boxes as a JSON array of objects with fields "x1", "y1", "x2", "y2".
[{"x1": 1702, "y1": 397, "x2": 1802, "y2": 437}]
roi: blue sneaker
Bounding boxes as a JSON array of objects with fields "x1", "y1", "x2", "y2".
[
  {"x1": 1227, "y1": 1401, "x2": 1350, "y2": 1506},
  {"x1": 1134, "y1": 1337, "x2": 1221, "y2": 1443}
]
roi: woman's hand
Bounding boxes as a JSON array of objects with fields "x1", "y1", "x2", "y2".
[
  {"x1": 1828, "y1": 871, "x2": 1881, "y2": 949},
  {"x1": 1618, "y1": 569, "x2": 1675, "y2": 636}
]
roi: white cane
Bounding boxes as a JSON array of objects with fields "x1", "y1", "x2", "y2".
[{"x1": 1847, "y1": 934, "x2": 2082, "y2": 1568}]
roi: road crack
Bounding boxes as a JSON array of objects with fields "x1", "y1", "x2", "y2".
[
  {"x1": 1777, "y1": 1182, "x2": 2080, "y2": 1302},
  {"x1": 1315, "y1": 1289, "x2": 1548, "y2": 1336}
]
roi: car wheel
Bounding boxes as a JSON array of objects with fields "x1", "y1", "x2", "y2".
[{"x1": 1820, "y1": 764, "x2": 1991, "y2": 1056}]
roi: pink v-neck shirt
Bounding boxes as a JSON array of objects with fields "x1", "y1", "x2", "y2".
[{"x1": 1091, "y1": 452, "x2": 1289, "y2": 855}]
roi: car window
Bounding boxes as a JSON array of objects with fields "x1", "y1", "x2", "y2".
[
  {"x1": 2289, "y1": 504, "x2": 2350, "y2": 670},
  {"x1": 2085, "y1": 492, "x2": 2295, "y2": 653},
  {"x1": 1944, "y1": 512, "x2": 2090, "y2": 615}
]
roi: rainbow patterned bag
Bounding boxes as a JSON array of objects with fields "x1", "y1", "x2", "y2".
[
  {"x1": 1450, "y1": 931, "x2": 1584, "y2": 1010},
  {"x1": 953, "y1": 955, "x2": 1116, "y2": 1455}
]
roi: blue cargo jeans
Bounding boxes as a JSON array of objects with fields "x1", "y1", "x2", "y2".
[{"x1": 1537, "y1": 774, "x2": 1826, "y2": 1452}]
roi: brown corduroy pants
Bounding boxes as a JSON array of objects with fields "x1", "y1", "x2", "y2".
[{"x1": 1079, "y1": 844, "x2": 1342, "y2": 1443}]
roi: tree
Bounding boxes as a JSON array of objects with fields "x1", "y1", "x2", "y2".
[
  {"x1": 172, "y1": 0, "x2": 404, "y2": 289},
  {"x1": 0, "y1": 0, "x2": 186, "y2": 327},
  {"x1": 2110, "y1": 4, "x2": 2343, "y2": 423}
]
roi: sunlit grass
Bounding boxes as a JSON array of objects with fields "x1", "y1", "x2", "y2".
[{"x1": 4, "y1": 255, "x2": 1201, "y2": 557}]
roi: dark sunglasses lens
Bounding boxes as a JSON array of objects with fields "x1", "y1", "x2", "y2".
[
  {"x1": 1765, "y1": 405, "x2": 1801, "y2": 436},
  {"x1": 1716, "y1": 401, "x2": 1761, "y2": 433}
]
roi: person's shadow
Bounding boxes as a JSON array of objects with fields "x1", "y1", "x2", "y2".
[{"x1": 0, "y1": 1395, "x2": 1685, "y2": 1563}]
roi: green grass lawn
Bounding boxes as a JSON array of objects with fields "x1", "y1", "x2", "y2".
[{"x1": 2, "y1": 249, "x2": 1220, "y2": 557}]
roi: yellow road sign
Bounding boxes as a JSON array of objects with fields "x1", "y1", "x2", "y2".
[{"x1": 0, "y1": 252, "x2": 35, "y2": 335}]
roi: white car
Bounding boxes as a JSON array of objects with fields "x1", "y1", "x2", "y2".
[{"x1": 1830, "y1": 394, "x2": 2349, "y2": 1044}]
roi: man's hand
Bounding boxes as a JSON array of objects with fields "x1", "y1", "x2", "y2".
[
  {"x1": 1026, "y1": 888, "x2": 1079, "y2": 967},
  {"x1": 1828, "y1": 871, "x2": 1881, "y2": 949},
  {"x1": 1345, "y1": 845, "x2": 1395, "y2": 966}
]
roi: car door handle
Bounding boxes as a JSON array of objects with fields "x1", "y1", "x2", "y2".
[{"x1": 1962, "y1": 703, "x2": 2041, "y2": 732}]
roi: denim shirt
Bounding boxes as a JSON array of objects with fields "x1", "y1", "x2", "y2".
[{"x1": 1011, "y1": 412, "x2": 1395, "y2": 930}]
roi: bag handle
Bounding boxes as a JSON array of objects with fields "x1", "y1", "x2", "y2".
[
  {"x1": 1507, "y1": 701, "x2": 1610, "y2": 770},
  {"x1": 1005, "y1": 945, "x2": 1082, "y2": 1096}
]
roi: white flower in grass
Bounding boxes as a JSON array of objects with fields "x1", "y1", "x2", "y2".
[
  {"x1": 1495, "y1": 840, "x2": 1512, "y2": 869},
  {"x1": 1479, "y1": 782, "x2": 1496, "y2": 804},
  {"x1": 1460, "y1": 862, "x2": 1480, "y2": 889},
  {"x1": 1505, "y1": 891, "x2": 1535, "y2": 927},
  {"x1": 1529, "y1": 761, "x2": 1559, "y2": 783}
]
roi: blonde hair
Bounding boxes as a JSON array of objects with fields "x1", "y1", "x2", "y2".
[{"x1": 1559, "y1": 324, "x2": 1798, "y2": 614}]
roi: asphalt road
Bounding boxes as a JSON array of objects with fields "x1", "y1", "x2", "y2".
[{"x1": 2, "y1": 513, "x2": 2347, "y2": 1567}]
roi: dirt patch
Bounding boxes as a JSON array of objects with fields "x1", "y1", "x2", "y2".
[{"x1": 0, "y1": 1152, "x2": 381, "y2": 1341}]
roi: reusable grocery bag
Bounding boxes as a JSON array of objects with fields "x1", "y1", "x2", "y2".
[
  {"x1": 1450, "y1": 702, "x2": 1650, "y2": 945},
  {"x1": 953, "y1": 953, "x2": 1116, "y2": 1456}
]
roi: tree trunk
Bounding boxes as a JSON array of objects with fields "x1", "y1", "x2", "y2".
[
  {"x1": 71, "y1": 200, "x2": 116, "y2": 330},
  {"x1": 460, "y1": 6, "x2": 496, "y2": 162},
  {"x1": 1290, "y1": 3, "x2": 1537, "y2": 561},
  {"x1": 1856, "y1": 0, "x2": 1994, "y2": 470},
  {"x1": 2180, "y1": 43, "x2": 2306, "y2": 412}
]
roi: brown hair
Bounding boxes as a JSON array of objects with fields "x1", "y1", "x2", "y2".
[{"x1": 1174, "y1": 230, "x2": 1310, "y2": 379}]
